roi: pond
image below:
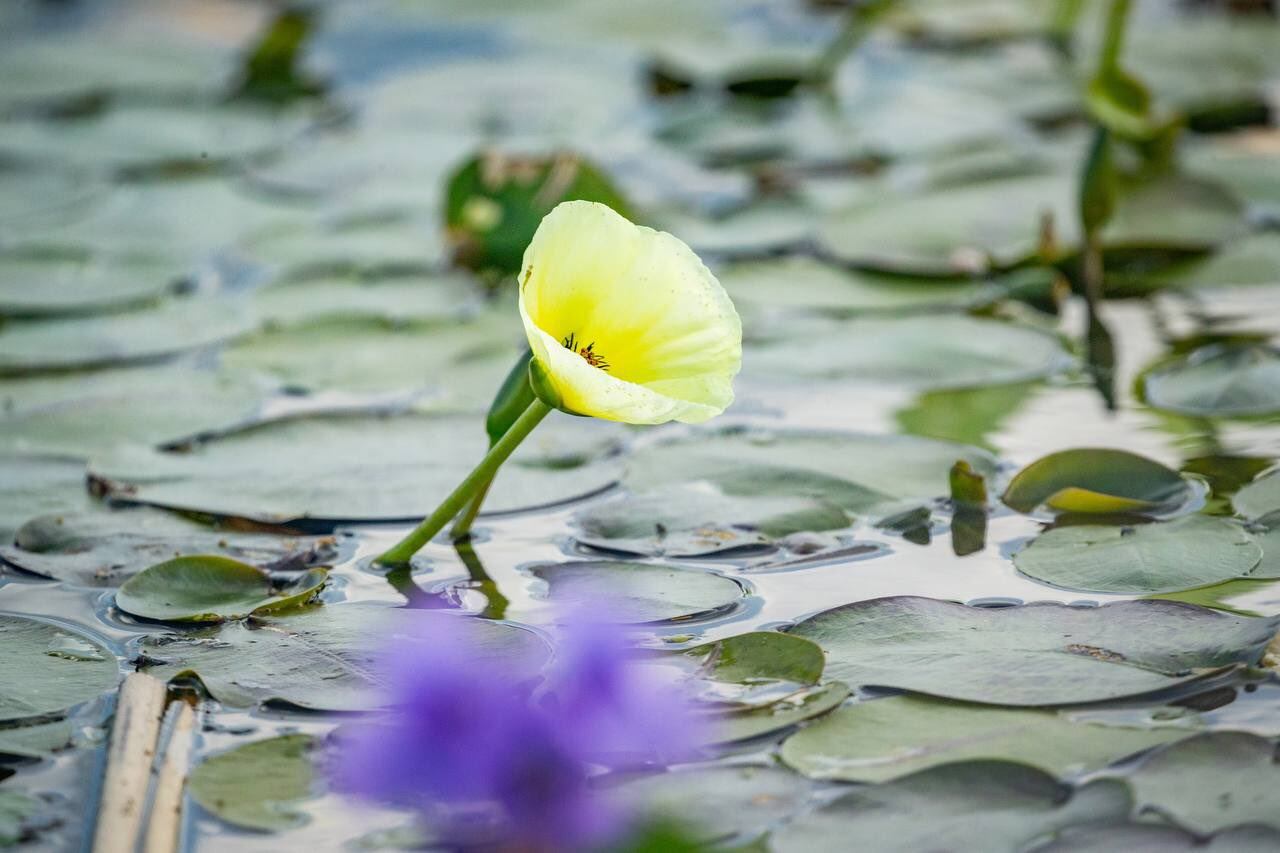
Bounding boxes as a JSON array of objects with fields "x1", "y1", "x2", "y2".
[{"x1": 2, "y1": 0, "x2": 1280, "y2": 850}]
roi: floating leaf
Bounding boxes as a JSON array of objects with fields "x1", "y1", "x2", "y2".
[
  {"x1": 746, "y1": 314, "x2": 1070, "y2": 391},
  {"x1": 0, "y1": 454, "x2": 92, "y2": 543},
  {"x1": 1041, "y1": 822, "x2": 1280, "y2": 852},
  {"x1": 0, "y1": 718, "x2": 75, "y2": 759},
  {"x1": 0, "y1": 247, "x2": 185, "y2": 319},
  {"x1": 786, "y1": 596, "x2": 1280, "y2": 706},
  {"x1": 90, "y1": 412, "x2": 623, "y2": 527},
  {"x1": 0, "y1": 789, "x2": 40, "y2": 847},
  {"x1": 1136, "y1": 233, "x2": 1280, "y2": 291},
  {"x1": 710, "y1": 682, "x2": 850, "y2": 746},
  {"x1": 1235, "y1": 471, "x2": 1280, "y2": 520},
  {"x1": 780, "y1": 695, "x2": 1185, "y2": 783},
  {"x1": 610, "y1": 764, "x2": 813, "y2": 845},
  {"x1": 116, "y1": 557, "x2": 328, "y2": 623},
  {"x1": 527, "y1": 562, "x2": 746, "y2": 625},
  {"x1": 1142, "y1": 344, "x2": 1280, "y2": 418},
  {"x1": 1012, "y1": 516, "x2": 1261, "y2": 594},
  {"x1": 771, "y1": 761, "x2": 1131, "y2": 853},
  {"x1": 895, "y1": 382, "x2": 1039, "y2": 452},
  {"x1": 621, "y1": 426, "x2": 997, "y2": 527},
  {"x1": 0, "y1": 509, "x2": 335, "y2": 587},
  {"x1": 681, "y1": 631, "x2": 825, "y2": 690},
  {"x1": 1002, "y1": 448, "x2": 1191, "y2": 515},
  {"x1": 139, "y1": 605, "x2": 549, "y2": 711},
  {"x1": 249, "y1": 273, "x2": 477, "y2": 328},
  {"x1": 1123, "y1": 731, "x2": 1280, "y2": 835},
  {"x1": 0, "y1": 614, "x2": 117, "y2": 722},
  {"x1": 188, "y1": 734, "x2": 317, "y2": 832}
]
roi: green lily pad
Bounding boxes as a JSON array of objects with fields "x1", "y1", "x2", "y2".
[
  {"x1": 746, "y1": 314, "x2": 1070, "y2": 390},
  {"x1": 249, "y1": 272, "x2": 478, "y2": 328},
  {"x1": 1142, "y1": 345, "x2": 1280, "y2": 418},
  {"x1": 682, "y1": 631, "x2": 825, "y2": 691},
  {"x1": 710, "y1": 682, "x2": 851, "y2": 746},
  {"x1": 1002, "y1": 448, "x2": 1191, "y2": 515},
  {"x1": 611, "y1": 764, "x2": 813, "y2": 845},
  {"x1": 771, "y1": 761, "x2": 1131, "y2": 853},
  {"x1": 572, "y1": 484, "x2": 849, "y2": 558},
  {"x1": 718, "y1": 256, "x2": 1000, "y2": 317},
  {"x1": 1148, "y1": 576, "x2": 1280, "y2": 617},
  {"x1": 786, "y1": 596, "x2": 1280, "y2": 706},
  {"x1": 1012, "y1": 516, "x2": 1262, "y2": 594},
  {"x1": 89, "y1": 411, "x2": 623, "y2": 527},
  {"x1": 1040, "y1": 822, "x2": 1280, "y2": 852},
  {"x1": 527, "y1": 562, "x2": 746, "y2": 625},
  {"x1": 0, "y1": 297, "x2": 252, "y2": 376},
  {"x1": 0, "y1": 454, "x2": 93, "y2": 543},
  {"x1": 0, "y1": 788, "x2": 40, "y2": 847},
  {"x1": 1185, "y1": 133, "x2": 1280, "y2": 214},
  {"x1": 621, "y1": 426, "x2": 998, "y2": 526},
  {"x1": 1103, "y1": 174, "x2": 1247, "y2": 252},
  {"x1": 1235, "y1": 471, "x2": 1280, "y2": 520},
  {"x1": 895, "y1": 382, "x2": 1039, "y2": 452},
  {"x1": 0, "y1": 614, "x2": 118, "y2": 722},
  {"x1": 1123, "y1": 731, "x2": 1280, "y2": 835},
  {"x1": 243, "y1": 215, "x2": 447, "y2": 281},
  {"x1": 0, "y1": 719, "x2": 75, "y2": 759},
  {"x1": 818, "y1": 172, "x2": 1076, "y2": 275},
  {"x1": 0, "y1": 365, "x2": 264, "y2": 458},
  {"x1": 139, "y1": 605, "x2": 549, "y2": 710},
  {"x1": 188, "y1": 734, "x2": 317, "y2": 832},
  {"x1": 116, "y1": 557, "x2": 328, "y2": 623},
  {"x1": 0, "y1": 247, "x2": 186, "y2": 319},
  {"x1": 780, "y1": 695, "x2": 1186, "y2": 783},
  {"x1": 0, "y1": 509, "x2": 335, "y2": 587},
  {"x1": 1137, "y1": 233, "x2": 1280, "y2": 291}
]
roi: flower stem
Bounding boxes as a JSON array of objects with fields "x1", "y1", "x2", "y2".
[
  {"x1": 376, "y1": 399, "x2": 551, "y2": 567},
  {"x1": 449, "y1": 477, "x2": 492, "y2": 541}
]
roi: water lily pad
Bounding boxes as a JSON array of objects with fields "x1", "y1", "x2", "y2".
[
  {"x1": 1185, "y1": 133, "x2": 1280, "y2": 214},
  {"x1": 0, "y1": 719, "x2": 75, "y2": 759},
  {"x1": 249, "y1": 272, "x2": 478, "y2": 328},
  {"x1": 1103, "y1": 174, "x2": 1247, "y2": 252},
  {"x1": 188, "y1": 734, "x2": 317, "y2": 832},
  {"x1": 682, "y1": 631, "x2": 825, "y2": 690},
  {"x1": 747, "y1": 314, "x2": 1069, "y2": 390},
  {"x1": 819, "y1": 172, "x2": 1076, "y2": 275},
  {"x1": 786, "y1": 596, "x2": 1280, "y2": 706},
  {"x1": 711, "y1": 682, "x2": 850, "y2": 745},
  {"x1": 611, "y1": 764, "x2": 813, "y2": 845},
  {"x1": 1002, "y1": 448, "x2": 1191, "y2": 515},
  {"x1": 0, "y1": 298, "x2": 252, "y2": 376},
  {"x1": 1235, "y1": 471, "x2": 1280, "y2": 520},
  {"x1": 0, "y1": 509, "x2": 335, "y2": 587},
  {"x1": 771, "y1": 761, "x2": 1131, "y2": 853},
  {"x1": 116, "y1": 557, "x2": 328, "y2": 623},
  {"x1": 527, "y1": 562, "x2": 746, "y2": 624},
  {"x1": 1142, "y1": 345, "x2": 1280, "y2": 418},
  {"x1": 1124, "y1": 731, "x2": 1280, "y2": 835},
  {"x1": 244, "y1": 216, "x2": 447, "y2": 281},
  {"x1": 0, "y1": 788, "x2": 40, "y2": 847},
  {"x1": 89, "y1": 411, "x2": 623, "y2": 527},
  {"x1": 0, "y1": 614, "x2": 118, "y2": 722},
  {"x1": 0, "y1": 455, "x2": 93, "y2": 543},
  {"x1": 0, "y1": 248, "x2": 186, "y2": 319},
  {"x1": 621, "y1": 426, "x2": 997, "y2": 527},
  {"x1": 1012, "y1": 516, "x2": 1262, "y2": 594},
  {"x1": 572, "y1": 484, "x2": 849, "y2": 557},
  {"x1": 780, "y1": 695, "x2": 1185, "y2": 783},
  {"x1": 139, "y1": 605, "x2": 549, "y2": 710},
  {"x1": 1041, "y1": 822, "x2": 1280, "y2": 852},
  {"x1": 1138, "y1": 233, "x2": 1280, "y2": 291}
]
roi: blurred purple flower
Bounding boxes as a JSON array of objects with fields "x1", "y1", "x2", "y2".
[{"x1": 332, "y1": 611, "x2": 704, "y2": 851}]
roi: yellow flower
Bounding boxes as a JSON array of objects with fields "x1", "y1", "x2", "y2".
[{"x1": 518, "y1": 201, "x2": 742, "y2": 424}]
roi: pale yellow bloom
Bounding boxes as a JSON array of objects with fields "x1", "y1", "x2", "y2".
[{"x1": 518, "y1": 201, "x2": 741, "y2": 424}]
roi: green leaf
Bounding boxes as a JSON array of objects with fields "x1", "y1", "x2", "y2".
[
  {"x1": 0, "y1": 247, "x2": 184, "y2": 319},
  {"x1": 188, "y1": 734, "x2": 317, "y2": 832},
  {"x1": 1235, "y1": 470, "x2": 1280, "y2": 520},
  {"x1": 0, "y1": 614, "x2": 118, "y2": 723},
  {"x1": 116, "y1": 556, "x2": 328, "y2": 623},
  {"x1": 0, "y1": 789, "x2": 40, "y2": 847},
  {"x1": 1079, "y1": 128, "x2": 1115, "y2": 234},
  {"x1": 681, "y1": 632, "x2": 825, "y2": 689},
  {"x1": 485, "y1": 351, "x2": 536, "y2": 445},
  {"x1": 248, "y1": 272, "x2": 476, "y2": 328},
  {"x1": 780, "y1": 695, "x2": 1186, "y2": 783},
  {"x1": 139, "y1": 605, "x2": 549, "y2": 711},
  {"x1": 0, "y1": 718, "x2": 75, "y2": 759},
  {"x1": 786, "y1": 596, "x2": 1280, "y2": 706},
  {"x1": 0, "y1": 508, "x2": 335, "y2": 587},
  {"x1": 527, "y1": 561, "x2": 745, "y2": 625},
  {"x1": 230, "y1": 6, "x2": 325, "y2": 104},
  {"x1": 1142, "y1": 345, "x2": 1280, "y2": 418},
  {"x1": 895, "y1": 382, "x2": 1039, "y2": 452},
  {"x1": 0, "y1": 454, "x2": 93, "y2": 544},
  {"x1": 1039, "y1": 822, "x2": 1280, "y2": 852},
  {"x1": 444, "y1": 151, "x2": 632, "y2": 275},
  {"x1": 1012, "y1": 516, "x2": 1261, "y2": 594},
  {"x1": 709, "y1": 682, "x2": 850, "y2": 746},
  {"x1": 1123, "y1": 731, "x2": 1280, "y2": 835},
  {"x1": 89, "y1": 411, "x2": 623, "y2": 527},
  {"x1": 1002, "y1": 448, "x2": 1191, "y2": 515},
  {"x1": 772, "y1": 761, "x2": 1131, "y2": 853}
]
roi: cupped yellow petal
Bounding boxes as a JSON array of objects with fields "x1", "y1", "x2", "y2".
[{"x1": 518, "y1": 201, "x2": 741, "y2": 425}]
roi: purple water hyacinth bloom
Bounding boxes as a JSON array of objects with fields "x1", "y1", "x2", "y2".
[{"x1": 333, "y1": 610, "x2": 704, "y2": 851}]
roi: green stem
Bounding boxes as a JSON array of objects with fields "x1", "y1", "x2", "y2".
[
  {"x1": 1100, "y1": 0, "x2": 1131, "y2": 74},
  {"x1": 376, "y1": 399, "x2": 551, "y2": 567},
  {"x1": 449, "y1": 476, "x2": 493, "y2": 541}
]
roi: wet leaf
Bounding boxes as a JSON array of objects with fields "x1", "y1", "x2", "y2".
[
  {"x1": 0, "y1": 247, "x2": 185, "y2": 319},
  {"x1": 1013, "y1": 516, "x2": 1261, "y2": 594},
  {"x1": 780, "y1": 695, "x2": 1185, "y2": 783},
  {"x1": 188, "y1": 734, "x2": 317, "y2": 832},
  {"x1": 786, "y1": 596, "x2": 1280, "y2": 706},
  {"x1": 710, "y1": 682, "x2": 850, "y2": 745},
  {"x1": 0, "y1": 614, "x2": 117, "y2": 723},
  {"x1": 0, "y1": 719, "x2": 75, "y2": 759},
  {"x1": 89, "y1": 412, "x2": 623, "y2": 527},
  {"x1": 0, "y1": 454, "x2": 92, "y2": 543},
  {"x1": 1123, "y1": 731, "x2": 1280, "y2": 835},
  {"x1": 1235, "y1": 470, "x2": 1280, "y2": 520},
  {"x1": 1041, "y1": 822, "x2": 1280, "y2": 852},
  {"x1": 139, "y1": 605, "x2": 549, "y2": 710},
  {"x1": 527, "y1": 561, "x2": 746, "y2": 625},
  {"x1": 772, "y1": 761, "x2": 1131, "y2": 853},
  {"x1": 681, "y1": 631, "x2": 825, "y2": 689},
  {"x1": 1142, "y1": 345, "x2": 1280, "y2": 418},
  {"x1": 116, "y1": 557, "x2": 328, "y2": 623},
  {"x1": 1002, "y1": 448, "x2": 1191, "y2": 515},
  {"x1": 248, "y1": 272, "x2": 477, "y2": 329}
]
